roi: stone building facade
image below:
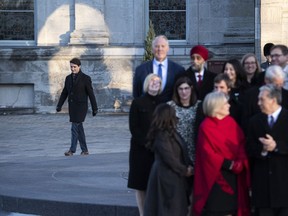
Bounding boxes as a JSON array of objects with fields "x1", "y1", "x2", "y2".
[{"x1": 0, "y1": 0, "x2": 287, "y2": 113}]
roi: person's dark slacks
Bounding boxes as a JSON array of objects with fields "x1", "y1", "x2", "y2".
[{"x1": 70, "y1": 122, "x2": 87, "y2": 153}]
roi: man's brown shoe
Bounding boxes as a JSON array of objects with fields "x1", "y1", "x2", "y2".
[
  {"x1": 64, "y1": 150, "x2": 73, "y2": 156},
  {"x1": 81, "y1": 151, "x2": 89, "y2": 155}
]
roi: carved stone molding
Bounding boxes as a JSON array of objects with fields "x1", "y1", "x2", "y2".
[{"x1": 70, "y1": 0, "x2": 109, "y2": 45}]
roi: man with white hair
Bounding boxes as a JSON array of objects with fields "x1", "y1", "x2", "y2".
[
  {"x1": 247, "y1": 84, "x2": 288, "y2": 216},
  {"x1": 242, "y1": 65, "x2": 288, "y2": 133},
  {"x1": 133, "y1": 35, "x2": 185, "y2": 103}
]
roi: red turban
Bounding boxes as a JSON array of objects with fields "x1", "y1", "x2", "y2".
[{"x1": 190, "y1": 45, "x2": 209, "y2": 61}]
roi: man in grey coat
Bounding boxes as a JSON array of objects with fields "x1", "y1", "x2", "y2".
[{"x1": 56, "y1": 58, "x2": 98, "y2": 156}]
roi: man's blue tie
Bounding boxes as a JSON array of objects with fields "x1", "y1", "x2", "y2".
[
  {"x1": 269, "y1": 115, "x2": 274, "y2": 128},
  {"x1": 158, "y1": 64, "x2": 162, "y2": 79}
]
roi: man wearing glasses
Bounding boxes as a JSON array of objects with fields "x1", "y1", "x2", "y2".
[{"x1": 270, "y1": 45, "x2": 288, "y2": 89}]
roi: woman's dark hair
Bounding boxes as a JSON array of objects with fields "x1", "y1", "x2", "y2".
[
  {"x1": 172, "y1": 76, "x2": 197, "y2": 106},
  {"x1": 222, "y1": 59, "x2": 247, "y2": 89},
  {"x1": 146, "y1": 104, "x2": 177, "y2": 149}
]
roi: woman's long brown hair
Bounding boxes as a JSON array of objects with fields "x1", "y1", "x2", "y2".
[{"x1": 146, "y1": 104, "x2": 177, "y2": 150}]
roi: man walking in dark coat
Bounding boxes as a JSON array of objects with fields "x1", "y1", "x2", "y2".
[
  {"x1": 56, "y1": 58, "x2": 98, "y2": 156},
  {"x1": 247, "y1": 84, "x2": 288, "y2": 216},
  {"x1": 133, "y1": 35, "x2": 185, "y2": 103}
]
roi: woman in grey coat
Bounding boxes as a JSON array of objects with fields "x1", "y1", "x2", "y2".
[{"x1": 144, "y1": 104, "x2": 193, "y2": 216}]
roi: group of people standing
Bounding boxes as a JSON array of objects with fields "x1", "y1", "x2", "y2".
[
  {"x1": 127, "y1": 35, "x2": 288, "y2": 216},
  {"x1": 54, "y1": 35, "x2": 288, "y2": 216}
]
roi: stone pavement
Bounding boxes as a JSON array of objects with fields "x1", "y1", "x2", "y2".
[{"x1": 0, "y1": 113, "x2": 138, "y2": 216}]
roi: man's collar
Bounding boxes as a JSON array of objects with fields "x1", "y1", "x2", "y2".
[
  {"x1": 195, "y1": 67, "x2": 205, "y2": 76},
  {"x1": 269, "y1": 106, "x2": 282, "y2": 120},
  {"x1": 154, "y1": 58, "x2": 168, "y2": 66}
]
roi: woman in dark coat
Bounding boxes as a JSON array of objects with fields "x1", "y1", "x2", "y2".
[
  {"x1": 222, "y1": 59, "x2": 249, "y2": 102},
  {"x1": 214, "y1": 73, "x2": 243, "y2": 127},
  {"x1": 127, "y1": 73, "x2": 162, "y2": 216},
  {"x1": 143, "y1": 104, "x2": 193, "y2": 216},
  {"x1": 241, "y1": 53, "x2": 262, "y2": 89}
]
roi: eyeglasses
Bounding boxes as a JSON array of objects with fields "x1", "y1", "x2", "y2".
[
  {"x1": 178, "y1": 87, "x2": 191, "y2": 91},
  {"x1": 151, "y1": 78, "x2": 161, "y2": 82},
  {"x1": 244, "y1": 62, "x2": 256, "y2": 65},
  {"x1": 271, "y1": 54, "x2": 284, "y2": 58},
  {"x1": 191, "y1": 55, "x2": 203, "y2": 61}
]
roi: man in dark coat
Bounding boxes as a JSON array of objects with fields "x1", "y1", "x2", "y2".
[
  {"x1": 247, "y1": 84, "x2": 288, "y2": 216},
  {"x1": 183, "y1": 45, "x2": 216, "y2": 100},
  {"x1": 133, "y1": 35, "x2": 185, "y2": 103},
  {"x1": 213, "y1": 73, "x2": 243, "y2": 126},
  {"x1": 260, "y1": 42, "x2": 274, "y2": 71},
  {"x1": 242, "y1": 65, "x2": 288, "y2": 134},
  {"x1": 56, "y1": 58, "x2": 98, "y2": 156}
]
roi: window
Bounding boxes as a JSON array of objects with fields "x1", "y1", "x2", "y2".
[
  {"x1": 0, "y1": 0, "x2": 34, "y2": 41},
  {"x1": 149, "y1": 0, "x2": 186, "y2": 40}
]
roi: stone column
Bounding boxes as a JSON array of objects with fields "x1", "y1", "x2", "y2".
[
  {"x1": 255, "y1": 0, "x2": 261, "y2": 60},
  {"x1": 260, "y1": 0, "x2": 288, "y2": 61},
  {"x1": 70, "y1": 0, "x2": 109, "y2": 45}
]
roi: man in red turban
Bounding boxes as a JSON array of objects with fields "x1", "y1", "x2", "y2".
[{"x1": 182, "y1": 45, "x2": 216, "y2": 100}]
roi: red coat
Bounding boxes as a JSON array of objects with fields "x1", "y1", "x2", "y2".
[{"x1": 192, "y1": 116, "x2": 250, "y2": 216}]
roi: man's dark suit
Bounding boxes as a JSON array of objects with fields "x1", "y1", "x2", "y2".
[
  {"x1": 183, "y1": 66, "x2": 216, "y2": 100},
  {"x1": 242, "y1": 86, "x2": 288, "y2": 133},
  {"x1": 133, "y1": 59, "x2": 185, "y2": 103},
  {"x1": 247, "y1": 108, "x2": 288, "y2": 209},
  {"x1": 228, "y1": 93, "x2": 243, "y2": 126}
]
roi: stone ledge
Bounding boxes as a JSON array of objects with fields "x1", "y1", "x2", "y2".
[
  {"x1": 0, "y1": 107, "x2": 35, "y2": 115},
  {"x1": 0, "y1": 195, "x2": 138, "y2": 216}
]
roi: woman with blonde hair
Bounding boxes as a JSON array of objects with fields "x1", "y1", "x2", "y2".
[
  {"x1": 127, "y1": 73, "x2": 162, "y2": 216},
  {"x1": 192, "y1": 91, "x2": 250, "y2": 216}
]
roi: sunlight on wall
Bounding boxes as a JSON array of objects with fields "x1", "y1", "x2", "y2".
[
  {"x1": 261, "y1": 1, "x2": 288, "y2": 60},
  {"x1": 41, "y1": 3, "x2": 132, "y2": 112},
  {"x1": 75, "y1": 3, "x2": 107, "y2": 30},
  {"x1": 38, "y1": 4, "x2": 71, "y2": 45}
]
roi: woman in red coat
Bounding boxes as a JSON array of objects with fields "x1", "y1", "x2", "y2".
[{"x1": 192, "y1": 91, "x2": 250, "y2": 216}]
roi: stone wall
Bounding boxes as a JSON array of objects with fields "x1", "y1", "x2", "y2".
[
  {"x1": 260, "y1": 0, "x2": 288, "y2": 62},
  {"x1": 0, "y1": 46, "x2": 138, "y2": 113},
  {"x1": 0, "y1": 0, "x2": 262, "y2": 113},
  {"x1": 0, "y1": 44, "x2": 254, "y2": 114}
]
